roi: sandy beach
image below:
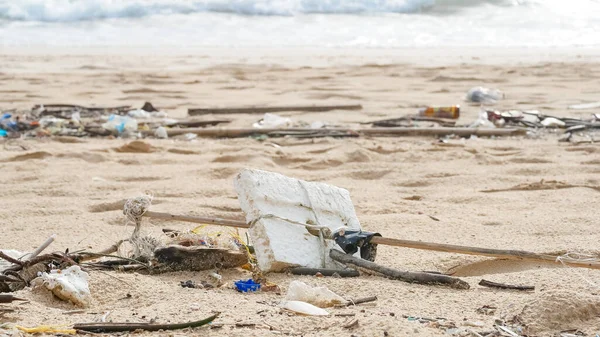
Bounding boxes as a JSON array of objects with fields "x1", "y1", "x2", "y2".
[{"x1": 2, "y1": 47, "x2": 600, "y2": 336}]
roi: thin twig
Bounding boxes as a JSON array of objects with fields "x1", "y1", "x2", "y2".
[
  {"x1": 0, "y1": 252, "x2": 24, "y2": 266},
  {"x1": 74, "y1": 313, "x2": 219, "y2": 333},
  {"x1": 479, "y1": 279, "x2": 534, "y2": 291}
]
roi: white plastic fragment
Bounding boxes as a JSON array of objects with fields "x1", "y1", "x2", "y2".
[
  {"x1": 234, "y1": 169, "x2": 361, "y2": 272},
  {"x1": 568, "y1": 101, "x2": 600, "y2": 110},
  {"x1": 0, "y1": 249, "x2": 27, "y2": 272},
  {"x1": 466, "y1": 86, "x2": 504, "y2": 104},
  {"x1": 35, "y1": 266, "x2": 91, "y2": 307},
  {"x1": 280, "y1": 300, "x2": 329, "y2": 316},
  {"x1": 541, "y1": 117, "x2": 566, "y2": 128},
  {"x1": 252, "y1": 113, "x2": 292, "y2": 128},
  {"x1": 154, "y1": 126, "x2": 168, "y2": 139},
  {"x1": 285, "y1": 280, "x2": 346, "y2": 308}
]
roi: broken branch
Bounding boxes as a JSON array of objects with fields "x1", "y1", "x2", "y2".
[
  {"x1": 478, "y1": 279, "x2": 534, "y2": 291},
  {"x1": 188, "y1": 104, "x2": 362, "y2": 115},
  {"x1": 330, "y1": 250, "x2": 470, "y2": 289},
  {"x1": 74, "y1": 313, "x2": 219, "y2": 333}
]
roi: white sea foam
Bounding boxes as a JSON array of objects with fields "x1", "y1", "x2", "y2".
[{"x1": 0, "y1": 0, "x2": 599, "y2": 48}]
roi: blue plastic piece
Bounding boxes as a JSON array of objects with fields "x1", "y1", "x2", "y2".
[
  {"x1": 0, "y1": 129, "x2": 7, "y2": 137},
  {"x1": 234, "y1": 279, "x2": 261, "y2": 292}
]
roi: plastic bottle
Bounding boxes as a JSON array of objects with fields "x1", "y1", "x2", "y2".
[{"x1": 418, "y1": 105, "x2": 460, "y2": 119}]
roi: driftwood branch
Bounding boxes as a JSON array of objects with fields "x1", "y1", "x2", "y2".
[
  {"x1": 290, "y1": 267, "x2": 359, "y2": 277},
  {"x1": 330, "y1": 250, "x2": 469, "y2": 290},
  {"x1": 159, "y1": 127, "x2": 526, "y2": 138},
  {"x1": 0, "y1": 294, "x2": 27, "y2": 303},
  {"x1": 188, "y1": 104, "x2": 362, "y2": 115},
  {"x1": 344, "y1": 296, "x2": 378, "y2": 306},
  {"x1": 74, "y1": 313, "x2": 219, "y2": 333},
  {"x1": 479, "y1": 279, "x2": 534, "y2": 291},
  {"x1": 370, "y1": 236, "x2": 600, "y2": 270}
]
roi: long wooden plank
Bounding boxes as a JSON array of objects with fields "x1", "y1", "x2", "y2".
[
  {"x1": 162, "y1": 127, "x2": 526, "y2": 138},
  {"x1": 188, "y1": 104, "x2": 362, "y2": 115},
  {"x1": 370, "y1": 236, "x2": 600, "y2": 270}
]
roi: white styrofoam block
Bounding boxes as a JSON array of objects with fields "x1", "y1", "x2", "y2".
[{"x1": 234, "y1": 169, "x2": 361, "y2": 272}]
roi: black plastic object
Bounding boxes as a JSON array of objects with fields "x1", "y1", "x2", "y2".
[{"x1": 333, "y1": 230, "x2": 381, "y2": 262}]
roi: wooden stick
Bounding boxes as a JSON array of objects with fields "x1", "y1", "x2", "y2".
[
  {"x1": 161, "y1": 127, "x2": 526, "y2": 138},
  {"x1": 370, "y1": 236, "x2": 600, "y2": 270},
  {"x1": 478, "y1": 279, "x2": 534, "y2": 291},
  {"x1": 290, "y1": 267, "x2": 360, "y2": 277},
  {"x1": 188, "y1": 104, "x2": 362, "y2": 115},
  {"x1": 74, "y1": 313, "x2": 219, "y2": 333},
  {"x1": 141, "y1": 210, "x2": 600, "y2": 271},
  {"x1": 344, "y1": 296, "x2": 378, "y2": 306},
  {"x1": 144, "y1": 211, "x2": 249, "y2": 228},
  {"x1": 330, "y1": 250, "x2": 470, "y2": 289},
  {"x1": 0, "y1": 294, "x2": 27, "y2": 303}
]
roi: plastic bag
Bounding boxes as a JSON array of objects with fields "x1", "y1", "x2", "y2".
[
  {"x1": 102, "y1": 114, "x2": 138, "y2": 135},
  {"x1": 470, "y1": 108, "x2": 495, "y2": 128},
  {"x1": 154, "y1": 126, "x2": 168, "y2": 139},
  {"x1": 285, "y1": 280, "x2": 345, "y2": 308},
  {"x1": 466, "y1": 86, "x2": 504, "y2": 104},
  {"x1": 252, "y1": 113, "x2": 292, "y2": 128}
]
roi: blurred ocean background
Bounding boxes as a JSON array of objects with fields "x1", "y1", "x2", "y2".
[{"x1": 1, "y1": 0, "x2": 599, "y2": 48}]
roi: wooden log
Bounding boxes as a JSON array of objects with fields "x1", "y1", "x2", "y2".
[
  {"x1": 153, "y1": 245, "x2": 248, "y2": 271},
  {"x1": 161, "y1": 127, "x2": 526, "y2": 138},
  {"x1": 478, "y1": 279, "x2": 534, "y2": 291},
  {"x1": 329, "y1": 249, "x2": 470, "y2": 289},
  {"x1": 188, "y1": 104, "x2": 362, "y2": 115}
]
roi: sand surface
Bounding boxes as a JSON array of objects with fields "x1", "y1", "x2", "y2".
[{"x1": 1, "y1": 48, "x2": 600, "y2": 336}]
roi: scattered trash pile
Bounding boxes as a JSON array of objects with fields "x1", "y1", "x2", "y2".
[
  {"x1": 1, "y1": 87, "x2": 598, "y2": 141},
  {"x1": 2, "y1": 169, "x2": 599, "y2": 335},
  {"x1": 0, "y1": 102, "x2": 230, "y2": 140}
]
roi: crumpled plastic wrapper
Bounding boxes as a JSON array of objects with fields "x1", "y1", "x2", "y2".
[{"x1": 34, "y1": 265, "x2": 91, "y2": 307}]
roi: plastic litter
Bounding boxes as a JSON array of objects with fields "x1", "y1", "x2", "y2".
[
  {"x1": 102, "y1": 114, "x2": 138, "y2": 135},
  {"x1": 127, "y1": 109, "x2": 151, "y2": 119},
  {"x1": 466, "y1": 86, "x2": 504, "y2": 104},
  {"x1": 154, "y1": 126, "x2": 168, "y2": 139},
  {"x1": 418, "y1": 106, "x2": 460, "y2": 119},
  {"x1": 234, "y1": 279, "x2": 261, "y2": 292},
  {"x1": 285, "y1": 280, "x2": 345, "y2": 308},
  {"x1": 568, "y1": 101, "x2": 600, "y2": 110},
  {"x1": 252, "y1": 113, "x2": 292, "y2": 128},
  {"x1": 541, "y1": 117, "x2": 566, "y2": 128},
  {"x1": 15, "y1": 325, "x2": 76, "y2": 335},
  {"x1": 470, "y1": 108, "x2": 495, "y2": 128},
  {"x1": 280, "y1": 300, "x2": 329, "y2": 316},
  {"x1": 0, "y1": 129, "x2": 6, "y2": 137},
  {"x1": 35, "y1": 265, "x2": 91, "y2": 307}
]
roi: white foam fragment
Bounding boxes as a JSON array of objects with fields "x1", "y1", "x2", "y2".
[
  {"x1": 280, "y1": 300, "x2": 329, "y2": 316},
  {"x1": 36, "y1": 266, "x2": 91, "y2": 307},
  {"x1": 234, "y1": 169, "x2": 361, "y2": 272}
]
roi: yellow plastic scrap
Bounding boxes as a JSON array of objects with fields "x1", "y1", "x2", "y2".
[{"x1": 15, "y1": 325, "x2": 76, "y2": 335}]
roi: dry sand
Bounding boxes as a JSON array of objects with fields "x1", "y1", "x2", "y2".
[{"x1": 1, "y1": 48, "x2": 600, "y2": 336}]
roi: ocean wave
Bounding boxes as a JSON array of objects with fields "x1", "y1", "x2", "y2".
[{"x1": 0, "y1": 0, "x2": 538, "y2": 22}]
